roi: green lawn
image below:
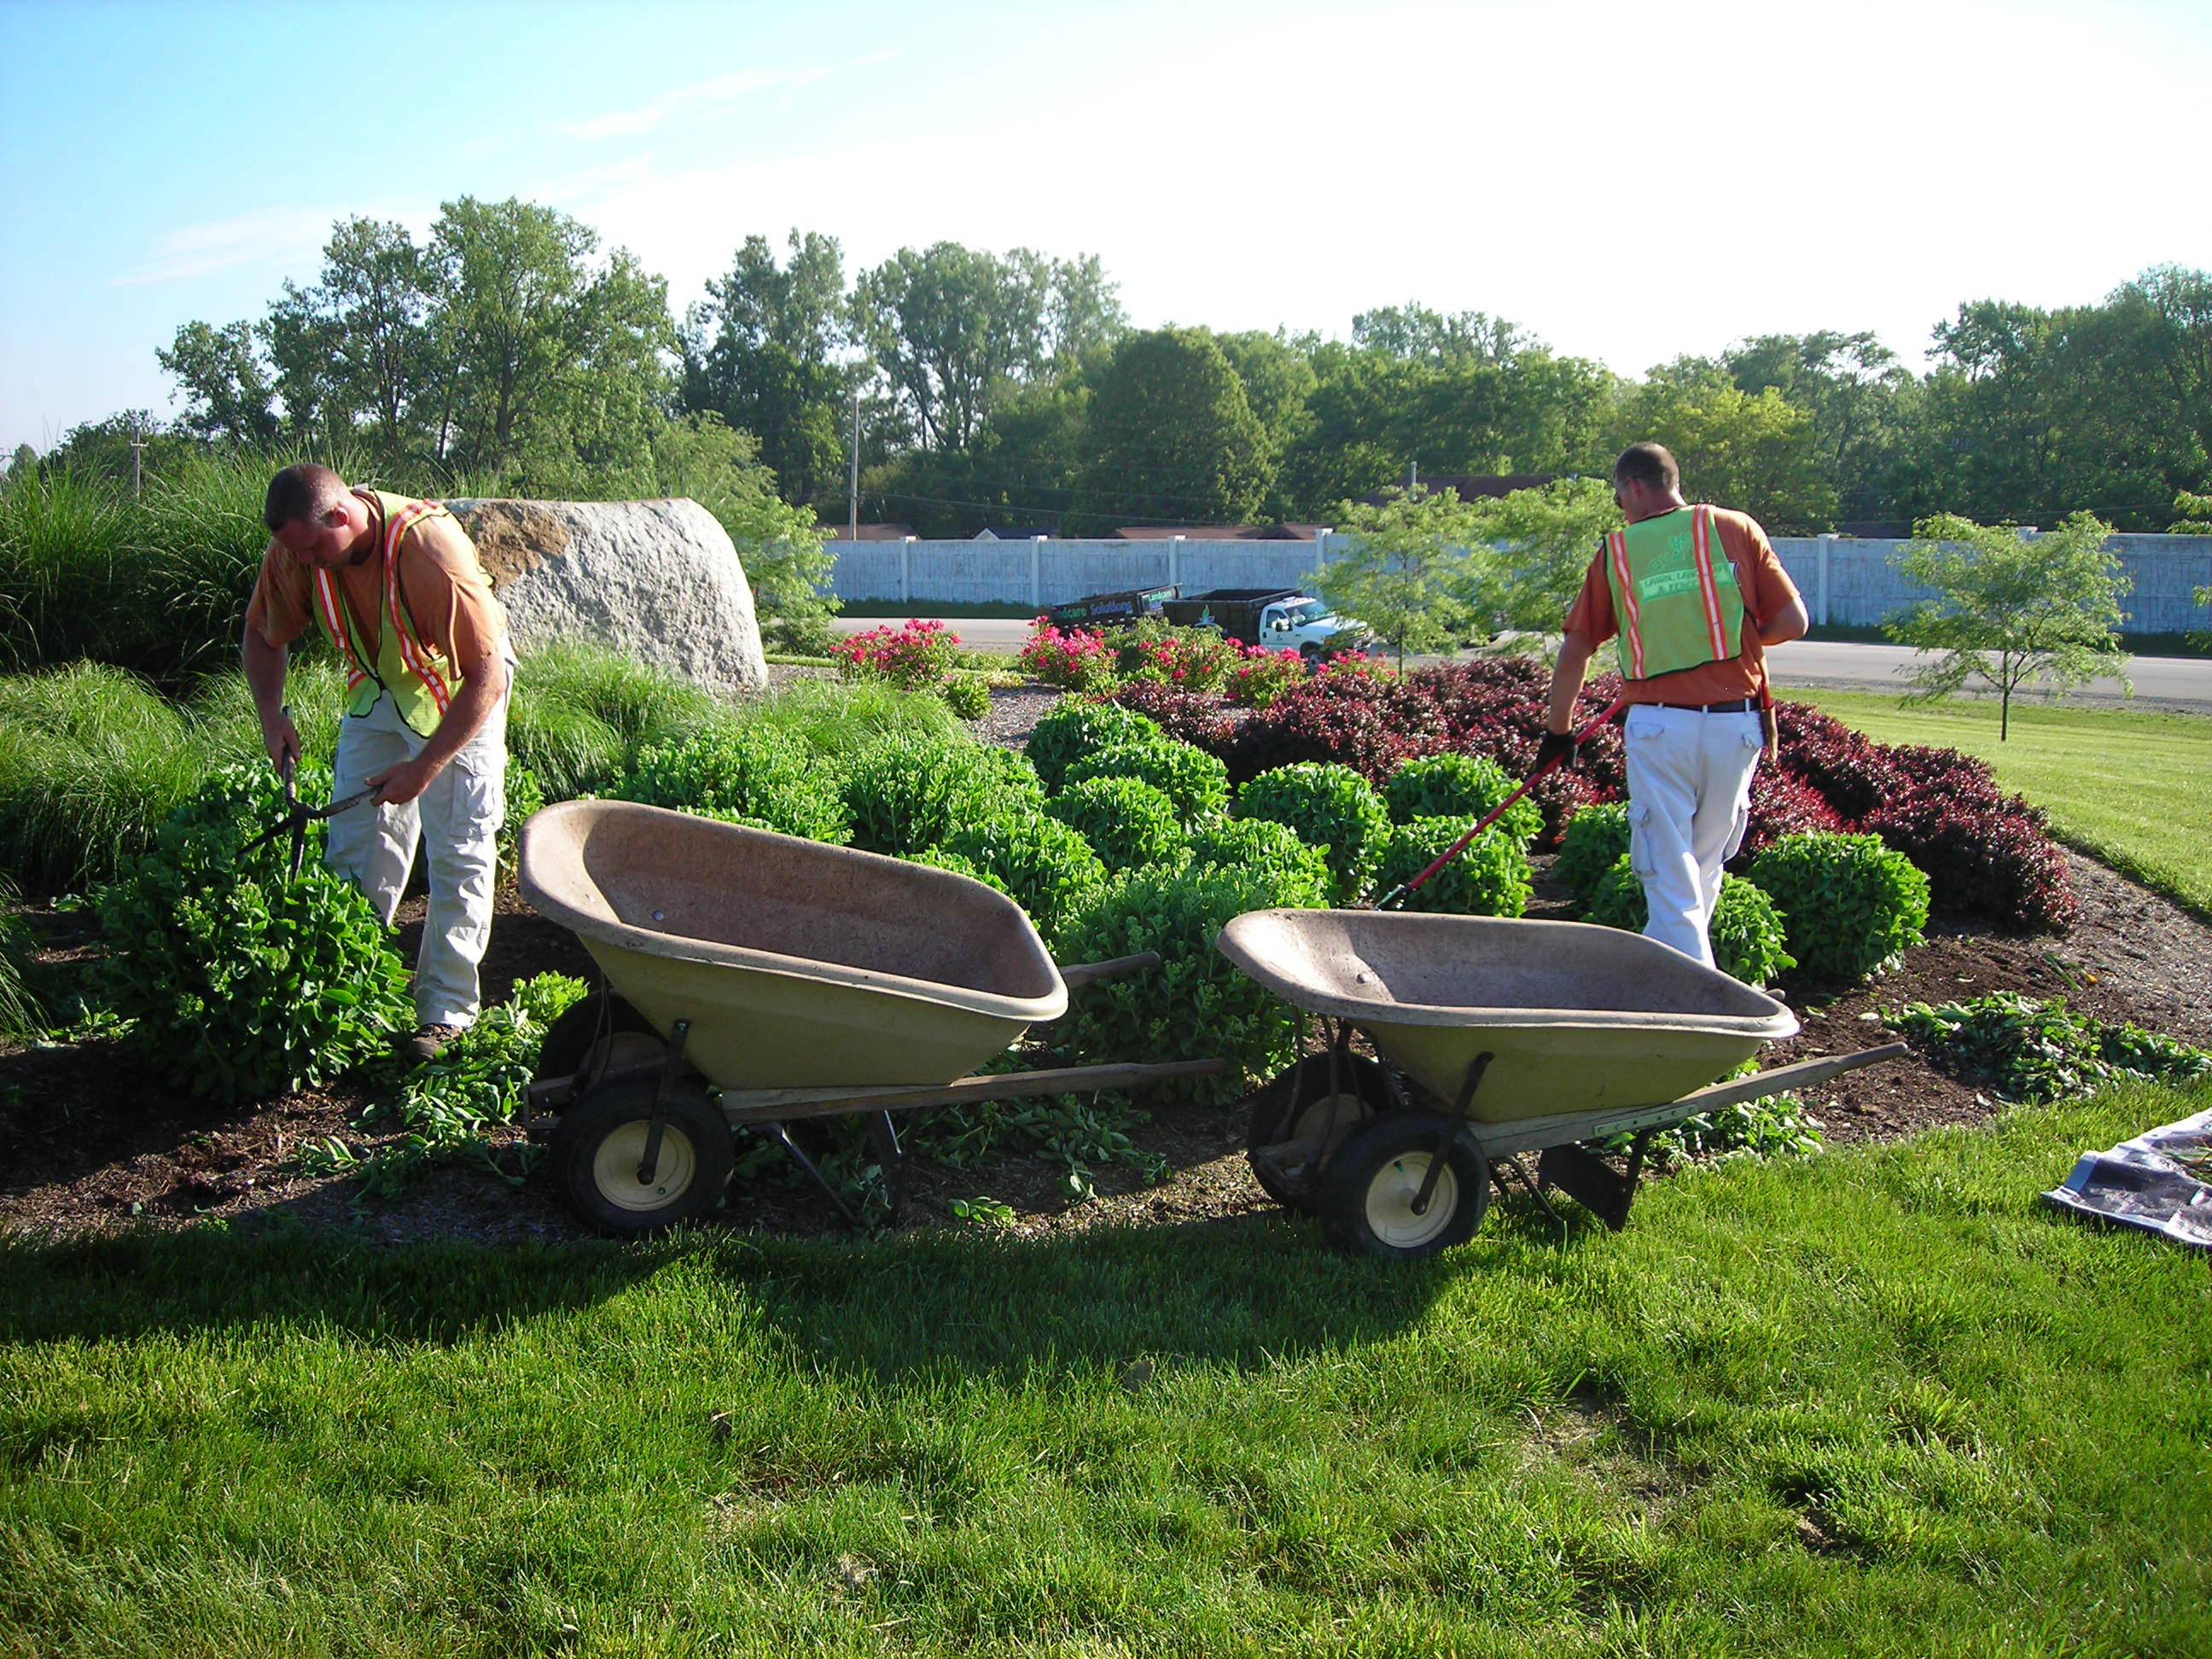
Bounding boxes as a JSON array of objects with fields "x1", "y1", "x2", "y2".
[
  {"x1": 1789, "y1": 690, "x2": 2212, "y2": 917},
  {"x1": 4, "y1": 1082, "x2": 2209, "y2": 1656}
]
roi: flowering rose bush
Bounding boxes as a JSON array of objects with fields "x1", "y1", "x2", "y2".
[
  {"x1": 1225, "y1": 644, "x2": 1307, "y2": 708},
  {"x1": 1127, "y1": 627, "x2": 1243, "y2": 692},
  {"x1": 1018, "y1": 620, "x2": 1115, "y2": 691},
  {"x1": 834, "y1": 618, "x2": 962, "y2": 691}
]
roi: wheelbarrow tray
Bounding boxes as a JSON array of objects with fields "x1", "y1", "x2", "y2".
[
  {"x1": 1217, "y1": 910, "x2": 1799, "y2": 1122},
  {"x1": 518, "y1": 800, "x2": 1067, "y2": 1091}
]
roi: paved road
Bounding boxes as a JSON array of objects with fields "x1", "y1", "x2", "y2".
[{"x1": 832, "y1": 617, "x2": 2212, "y2": 712}]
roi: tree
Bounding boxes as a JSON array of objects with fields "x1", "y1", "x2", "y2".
[
  {"x1": 283, "y1": 217, "x2": 436, "y2": 464},
  {"x1": 1073, "y1": 329, "x2": 1270, "y2": 529},
  {"x1": 650, "y1": 413, "x2": 837, "y2": 649},
  {"x1": 1456, "y1": 478, "x2": 1621, "y2": 638},
  {"x1": 1723, "y1": 331, "x2": 1918, "y2": 524},
  {"x1": 1352, "y1": 304, "x2": 1525, "y2": 364},
  {"x1": 1884, "y1": 512, "x2": 2129, "y2": 739},
  {"x1": 156, "y1": 320, "x2": 279, "y2": 447},
  {"x1": 1615, "y1": 366, "x2": 1835, "y2": 533},
  {"x1": 1312, "y1": 486, "x2": 1487, "y2": 669}
]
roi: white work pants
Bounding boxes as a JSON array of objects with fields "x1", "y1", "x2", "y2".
[
  {"x1": 325, "y1": 690, "x2": 507, "y2": 1029},
  {"x1": 1621, "y1": 704, "x2": 1765, "y2": 969}
]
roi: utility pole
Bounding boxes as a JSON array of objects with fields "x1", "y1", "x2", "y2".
[
  {"x1": 129, "y1": 435, "x2": 147, "y2": 498},
  {"x1": 847, "y1": 385, "x2": 860, "y2": 544}
]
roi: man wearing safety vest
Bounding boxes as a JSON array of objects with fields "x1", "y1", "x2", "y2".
[
  {"x1": 1541, "y1": 443, "x2": 1810, "y2": 969},
  {"x1": 242, "y1": 463, "x2": 513, "y2": 1063}
]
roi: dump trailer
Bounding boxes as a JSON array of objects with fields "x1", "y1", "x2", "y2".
[
  {"x1": 1158, "y1": 589, "x2": 1369, "y2": 657},
  {"x1": 1045, "y1": 585, "x2": 1181, "y2": 627}
]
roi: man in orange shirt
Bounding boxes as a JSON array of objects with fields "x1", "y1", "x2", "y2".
[
  {"x1": 1542, "y1": 444, "x2": 1809, "y2": 969},
  {"x1": 242, "y1": 464, "x2": 511, "y2": 1062}
]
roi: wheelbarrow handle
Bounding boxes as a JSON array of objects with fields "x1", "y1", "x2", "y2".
[{"x1": 1056, "y1": 951, "x2": 1162, "y2": 992}]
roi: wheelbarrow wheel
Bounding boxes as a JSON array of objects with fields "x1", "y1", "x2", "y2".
[
  {"x1": 536, "y1": 992, "x2": 661, "y2": 1101},
  {"x1": 1246, "y1": 1052, "x2": 1388, "y2": 1212},
  {"x1": 1319, "y1": 1113, "x2": 1490, "y2": 1260},
  {"x1": 551, "y1": 1076, "x2": 732, "y2": 1237}
]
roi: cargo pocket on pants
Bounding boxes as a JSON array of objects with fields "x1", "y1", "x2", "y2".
[
  {"x1": 1723, "y1": 728, "x2": 1762, "y2": 863},
  {"x1": 1627, "y1": 800, "x2": 1656, "y2": 879}
]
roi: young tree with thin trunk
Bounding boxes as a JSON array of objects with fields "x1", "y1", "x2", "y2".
[
  {"x1": 1312, "y1": 486, "x2": 1486, "y2": 670},
  {"x1": 1885, "y1": 511, "x2": 2129, "y2": 738}
]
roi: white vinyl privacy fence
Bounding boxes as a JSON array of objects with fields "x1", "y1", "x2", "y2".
[{"x1": 827, "y1": 533, "x2": 2212, "y2": 635}]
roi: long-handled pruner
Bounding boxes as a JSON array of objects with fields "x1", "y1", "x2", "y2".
[
  {"x1": 1371, "y1": 696, "x2": 1628, "y2": 911},
  {"x1": 242, "y1": 755, "x2": 375, "y2": 879}
]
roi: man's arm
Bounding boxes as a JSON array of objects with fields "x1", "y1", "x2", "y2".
[
  {"x1": 242, "y1": 623, "x2": 300, "y2": 768},
  {"x1": 364, "y1": 649, "x2": 508, "y2": 807},
  {"x1": 1756, "y1": 588, "x2": 1809, "y2": 647},
  {"x1": 1546, "y1": 629, "x2": 1597, "y2": 733}
]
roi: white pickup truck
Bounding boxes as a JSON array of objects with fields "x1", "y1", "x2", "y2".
[{"x1": 1158, "y1": 589, "x2": 1370, "y2": 660}]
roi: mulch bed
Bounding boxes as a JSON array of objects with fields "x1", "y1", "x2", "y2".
[{"x1": 4, "y1": 680, "x2": 2209, "y2": 1249}]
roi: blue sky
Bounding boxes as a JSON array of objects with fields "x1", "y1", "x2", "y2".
[{"x1": 4, "y1": 0, "x2": 2209, "y2": 455}]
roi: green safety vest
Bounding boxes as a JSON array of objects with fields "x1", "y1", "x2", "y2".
[
  {"x1": 1602, "y1": 504, "x2": 1746, "y2": 681},
  {"x1": 309, "y1": 491, "x2": 474, "y2": 737}
]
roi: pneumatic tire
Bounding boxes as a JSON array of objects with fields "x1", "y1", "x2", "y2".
[{"x1": 550, "y1": 1076, "x2": 732, "y2": 1237}]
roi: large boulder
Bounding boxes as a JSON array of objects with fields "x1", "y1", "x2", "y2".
[{"x1": 447, "y1": 498, "x2": 767, "y2": 690}]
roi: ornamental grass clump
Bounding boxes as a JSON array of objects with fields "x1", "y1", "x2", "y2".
[
  {"x1": 1374, "y1": 818, "x2": 1532, "y2": 917},
  {"x1": 939, "y1": 812, "x2": 1107, "y2": 945},
  {"x1": 1025, "y1": 698, "x2": 1166, "y2": 792},
  {"x1": 842, "y1": 736, "x2": 1044, "y2": 857},
  {"x1": 509, "y1": 639, "x2": 728, "y2": 800},
  {"x1": 1045, "y1": 777, "x2": 1186, "y2": 875},
  {"x1": 1052, "y1": 860, "x2": 1328, "y2": 1109},
  {"x1": 1583, "y1": 858, "x2": 1796, "y2": 987},
  {"x1": 94, "y1": 763, "x2": 414, "y2": 1107},
  {"x1": 1233, "y1": 762, "x2": 1393, "y2": 904},
  {"x1": 614, "y1": 726, "x2": 848, "y2": 842},
  {"x1": 1747, "y1": 830, "x2": 1930, "y2": 980},
  {"x1": 736, "y1": 676, "x2": 959, "y2": 767},
  {"x1": 1187, "y1": 817, "x2": 1333, "y2": 899},
  {"x1": 1384, "y1": 752, "x2": 1542, "y2": 846},
  {"x1": 1062, "y1": 740, "x2": 1230, "y2": 829}
]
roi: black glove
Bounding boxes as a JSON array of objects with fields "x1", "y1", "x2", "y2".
[{"x1": 1534, "y1": 730, "x2": 1579, "y2": 771}]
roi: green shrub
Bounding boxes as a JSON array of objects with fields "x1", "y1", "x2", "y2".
[
  {"x1": 940, "y1": 811, "x2": 1108, "y2": 944},
  {"x1": 1748, "y1": 831, "x2": 1930, "y2": 979},
  {"x1": 941, "y1": 672, "x2": 992, "y2": 720},
  {"x1": 1025, "y1": 698, "x2": 1165, "y2": 791},
  {"x1": 1889, "y1": 992, "x2": 2209, "y2": 1103},
  {"x1": 1062, "y1": 740, "x2": 1230, "y2": 828},
  {"x1": 1554, "y1": 802, "x2": 1630, "y2": 901},
  {"x1": 843, "y1": 736, "x2": 1043, "y2": 857},
  {"x1": 1052, "y1": 860, "x2": 1328, "y2": 1109},
  {"x1": 1234, "y1": 762, "x2": 1393, "y2": 904},
  {"x1": 614, "y1": 727, "x2": 847, "y2": 841},
  {"x1": 1187, "y1": 817, "x2": 1333, "y2": 899},
  {"x1": 1045, "y1": 777, "x2": 1186, "y2": 875},
  {"x1": 1384, "y1": 753, "x2": 1540, "y2": 845},
  {"x1": 1583, "y1": 858, "x2": 1796, "y2": 987},
  {"x1": 904, "y1": 847, "x2": 1012, "y2": 897},
  {"x1": 508, "y1": 639, "x2": 729, "y2": 799},
  {"x1": 93, "y1": 763, "x2": 415, "y2": 1107},
  {"x1": 1375, "y1": 817, "x2": 1532, "y2": 917}
]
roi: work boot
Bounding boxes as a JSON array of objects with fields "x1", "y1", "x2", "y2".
[{"x1": 399, "y1": 1022, "x2": 464, "y2": 1066}]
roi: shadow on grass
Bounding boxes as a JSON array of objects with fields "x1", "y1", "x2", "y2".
[{"x1": 0, "y1": 1190, "x2": 1604, "y2": 1377}]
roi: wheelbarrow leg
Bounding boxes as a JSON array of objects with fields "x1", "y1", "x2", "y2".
[
  {"x1": 765, "y1": 1121, "x2": 866, "y2": 1228},
  {"x1": 1410, "y1": 1051, "x2": 1493, "y2": 1219},
  {"x1": 867, "y1": 1110, "x2": 906, "y2": 1220}
]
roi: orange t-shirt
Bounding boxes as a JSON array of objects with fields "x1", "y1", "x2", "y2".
[
  {"x1": 244, "y1": 491, "x2": 507, "y2": 672},
  {"x1": 1563, "y1": 505, "x2": 1801, "y2": 705}
]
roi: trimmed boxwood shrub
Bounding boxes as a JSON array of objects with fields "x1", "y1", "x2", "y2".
[
  {"x1": 939, "y1": 810, "x2": 1108, "y2": 943},
  {"x1": 904, "y1": 847, "x2": 1011, "y2": 896},
  {"x1": 1582, "y1": 857, "x2": 1796, "y2": 987},
  {"x1": 93, "y1": 764, "x2": 416, "y2": 1107},
  {"x1": 1384, "y1": 752, "x2": 1541, "y2": 845},
  {"x1": 615, "y1": 727, "x2": 849, "y2": 842},
  {"x1": 1045, "y1": 777, "x2": 1186, "y2": 874},
  {"x1": 843, "y1": 736, "x2": 1043, "y2": 856},
  {"x1": 1554, "y1": 802, "x2": 1631, "y2": 901},
  {"x1": 1233, "y1": 762, "x2": 1393, "y2": 904},
  {"x1": 1187, "y1": 817, "x2": 1333, "y2": 899},
  {"x1": 1747, "y1": 830, "x2": 1930, "y2": 979},
  {"x1": 1375, "y1": 817, "x2": 1532, "y2": 917},
  {"x1": 1026, "y1": 699, "x2": 1165, "y2": 791},
  {"x1": 1063, "y1": 740, "x2": 1230, "y2": 828},
  {"x1": 1051, "y1": 860, "x2": 1327, "y2": 1109}
]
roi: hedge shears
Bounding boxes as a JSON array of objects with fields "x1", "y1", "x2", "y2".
[{"x1": 242, "y1": 735, "x2": 375, "y2": 879}]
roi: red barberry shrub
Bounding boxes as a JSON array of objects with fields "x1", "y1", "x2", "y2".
[
  {"x1": 1861, "y1": 788, "x2": 2078, "y2": 932},
  {"x1": 1734, "y1": 768, "x2": 1845, "y2": 864},
  {"x1": 1108, "y1": 678, "x2": 1241, "y2": 750}
]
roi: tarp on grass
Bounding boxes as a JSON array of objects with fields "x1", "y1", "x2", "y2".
[{"x1": 2043, "y1": 1107, "x2": 2212, "y2": 1250}]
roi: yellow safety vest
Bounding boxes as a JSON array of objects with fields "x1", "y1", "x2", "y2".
[
  {"x1": 1602, "y1": 504, "x2": 1746, "y2": 681},
  {"x1": 310, "y1": 491, "x2": 472, "y2": 737}
]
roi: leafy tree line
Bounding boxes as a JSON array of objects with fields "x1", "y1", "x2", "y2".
[{"x1": 12, "y1": 197, "x2": 2209, "y2": 539}]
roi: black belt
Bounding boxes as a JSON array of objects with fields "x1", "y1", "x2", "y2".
[{"x1": 1647, "y1": 697, "x2": 1755, "y2": 713}]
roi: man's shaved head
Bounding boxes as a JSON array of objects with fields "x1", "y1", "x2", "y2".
[
  {"x1": 264, "y1": 463, "x2": 352, "y2": 533},
  {"x1": 1612, "y1": 443, "x2": 1680, "y2": 493}
]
